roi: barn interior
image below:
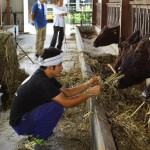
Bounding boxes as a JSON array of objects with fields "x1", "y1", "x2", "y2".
[{"x1": 0, "y1": 0, "x2": 150, "y2": 150}]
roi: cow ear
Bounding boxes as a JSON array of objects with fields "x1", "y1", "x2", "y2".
[{"x1": 113, "y1": 30, "x2": 118, "y2": 35}]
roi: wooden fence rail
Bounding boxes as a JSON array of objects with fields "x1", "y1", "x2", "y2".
[
  {"x1": 107, "y1": 3, "x2": 121, "y2": 27},
  {"x1": 130, "y1": 1, "x2": 150, "y2": 36}
]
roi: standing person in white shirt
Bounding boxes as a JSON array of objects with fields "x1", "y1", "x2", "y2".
[{"x1": 50, "y1": 0, "x2": 67, "y2": 50}]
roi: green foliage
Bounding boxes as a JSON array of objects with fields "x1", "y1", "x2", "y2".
[{"x1": 65, "y1": 11, "x2": 92, "y2": 24}]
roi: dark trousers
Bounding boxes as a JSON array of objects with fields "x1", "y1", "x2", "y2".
[
  {"x1": 13, "y1": 101, "x2": 64, "y2": 140},
  {"x1": 50, "y1": 26, "x2": 64, "y2": 50}
]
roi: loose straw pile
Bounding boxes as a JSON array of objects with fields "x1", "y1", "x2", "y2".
[{"x1": 104, "y1": 64, "x2": 124, "y2": 85}]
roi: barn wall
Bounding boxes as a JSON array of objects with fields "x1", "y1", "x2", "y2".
[{"x1": 2, "y1": 0, "x2": 24, "y2": 31}]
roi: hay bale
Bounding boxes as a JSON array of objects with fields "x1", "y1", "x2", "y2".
[{"x1": 0, "y1": 31, "x2": 28, "y2": 109}]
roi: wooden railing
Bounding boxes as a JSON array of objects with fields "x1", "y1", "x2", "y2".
[
  {"x1": 106, "y1": 2, "x2": 121, "y2": 27},
  {"x1": 106, "y1": 0, "x2": 131, "y2": 39},
  {"x1": 130, "y1": 1, "x2": 150, "y2": 36},
  {"x1": 96, "y1": 3, "x2": 102, "y2": 28},
  {"x1": 95, "y1": 0, "x2": 108, "y2": 29}
]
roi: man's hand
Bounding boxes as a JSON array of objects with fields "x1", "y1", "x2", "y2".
[
  {"x1": 86, "y1": 85, "x2": 103, "y2": 96},
  {"x1": 31, "y1": 21, "x2": 34, "y2": 26},
  {"x1": 85, "y1": 76, "x2": 102, "y2": 88},
  {"x1": 60, "y1": 13, "x2": 67, "y2": 17}
]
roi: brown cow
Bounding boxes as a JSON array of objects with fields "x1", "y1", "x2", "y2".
[
  {"x1": 93, "y1": 26, "x2": 120, "y2": 47},
  {"x1": 114, "y1": 30, "x2": 142, "y2": 71},
  {"x1": 117, "y1": 35, "x2": 150, "y2": 89}
]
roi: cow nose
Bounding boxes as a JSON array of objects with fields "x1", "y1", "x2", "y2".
[
  {"x1": 142, "y1": 89, "x2": 150, "y2": 99},
  {"x1": 117, "y1": 67, "x2": 122, "y2": 74}
]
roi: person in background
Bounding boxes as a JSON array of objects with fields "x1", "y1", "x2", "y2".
[
  {"x1": 9, "y1": 47, "x2": 103, "y2": 150},
  {"x1": 50, "y1": 0, "x2": 67, "y2": 50},
  {"x1": 31, "y1": 0, "x2": 47, "y2": 59}
]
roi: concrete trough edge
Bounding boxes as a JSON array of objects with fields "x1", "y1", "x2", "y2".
[{"x1": 75, "y1": 26, "x2": 117, "y2": 150}]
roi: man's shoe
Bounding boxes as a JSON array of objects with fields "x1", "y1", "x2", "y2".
[{"x1": 25, "y1": 138, "x2": 44, "y2": 150}]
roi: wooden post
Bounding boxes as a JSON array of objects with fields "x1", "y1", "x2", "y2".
[
  {"x1": 92, "y1": 0, "x2": 97, "y2": 25},
  {"x1": 121, "y1": 0, "x2": 132, "y2": 39},
  {"x1": 94, "y1": 0, "x2": 109, "y2": 28},
  {"x1": 6, "y1": 0, "x2": 11, "y2": 25},
  {"x1": 101, "y1": 0, "x2": 109, "y2": 28},
  {"x1": 0, "y1": 0, "x2": 2, "y2": 25}
]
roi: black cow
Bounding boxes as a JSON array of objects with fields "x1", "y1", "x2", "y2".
[
  {"x1": 117, "y1": 35, "x2": 150, "y2": 89},
  {"x1": 114, "y1": 30, "x2": 142, "y2": 71},
  {"x1": 93, "y1": 25, "x2": 120, "y2": 47}
]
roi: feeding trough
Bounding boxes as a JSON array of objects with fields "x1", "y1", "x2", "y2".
[
  {"x1": 75, "y1": 25, "x2": 150, "y2": 150},
  {"x1": 76, "y1": 25, "x2": 117, "y2": 150}
]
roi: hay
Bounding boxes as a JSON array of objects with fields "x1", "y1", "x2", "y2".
[
  {"x1": 0, "y1": 31, "x2": 28, "y2": 109},
  {"x1": 57, "y1": 67, "x2": 86, "y2": 87},
  {"x1": 87, "y1": 54, "x2": 150, "y2": 150}
]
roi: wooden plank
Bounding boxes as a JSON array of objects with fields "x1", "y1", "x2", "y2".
[
  {"x1": 95, "y1": 0, "x2": 109, "y2": 28},
  {"x1": 92, "y1": 0, "x2": 98, "y2": 25},
  {"x1": 130, "y1": 1, "x2": 150, "y2": 5},
  {"x1": 121, "y1": 0, "x2": 132, "y2": 39},
  {"x1": 102, "y1": 0, "x2": 109, "y2": 28},
  {"x1": 0, "y1": 0, "x2": 2, "y2": 25},
  {"x1": 6, "y1": 0, "x2": 11, "y2": 25}
]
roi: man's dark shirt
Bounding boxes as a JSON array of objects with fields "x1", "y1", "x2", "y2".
[{"x1": 9, "y1": 69, "x2": 62, "y2": 127}]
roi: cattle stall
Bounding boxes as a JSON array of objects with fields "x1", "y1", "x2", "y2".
[
  {"x1": 75, "y1": 24, "x2": 150, "y2": 150},
  {"x1": 95, "y1": 0, "x2": 108, "y2": 28},
  {"x1": 106, "y1": 0, "x2": 132, "y2": 39},
  {"x1": 130, "y1": 0, "x2": 150, "y2": 36},
  {"x1": 95, "y1": 0, "x2": 132, "y2": 39}
]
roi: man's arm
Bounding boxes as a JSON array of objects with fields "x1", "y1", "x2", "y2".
[
  {"x1": 60, "y1": 76, "x2": 102, "y2": 97},
  {"x1": 31, "y1": 12, "x2": 35, "y2": 26},
  {"x1": 52, "y1": 85, "x2": 102, "y2": 108},
  {"x1": 53, "y1": 5, "x2": 66, "y2": 15},
  {"x1": 31, "y1": 3, "x2": 37, "y2": 26}
]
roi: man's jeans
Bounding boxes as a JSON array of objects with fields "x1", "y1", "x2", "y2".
[{"x1": 50, "y1": 26, "x2": 64, "y2": 50}]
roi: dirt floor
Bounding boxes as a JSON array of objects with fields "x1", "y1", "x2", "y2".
[{"x1": 0, "y1": 25, "x2": 91, "y2": 150}]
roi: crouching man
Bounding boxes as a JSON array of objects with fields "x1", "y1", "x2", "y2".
[{"x1": 9, "y1": 47, "x2": 103, "y2": 149}]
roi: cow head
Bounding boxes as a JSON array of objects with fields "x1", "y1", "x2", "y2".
[
  {"x1": 118, "y1": 30, "x2": 142, "y2": 49},
  {"x1": 117, "y1": 36, "x2": 150, "y2": 89},
  {"x1": 93, "y1": 26, "x2": 120, "y2": 47},
  {"x1": 114, "y1": 30, "x2": 142, "y2": 72}
]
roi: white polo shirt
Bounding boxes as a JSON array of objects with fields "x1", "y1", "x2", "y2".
[{"x1": 53, "y1": 5, "x2": 67, "y2": 27}]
